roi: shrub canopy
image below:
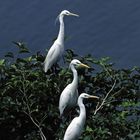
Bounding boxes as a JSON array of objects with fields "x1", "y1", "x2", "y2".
[{"x1": 0, "y1": 42, "x2": 140, "y2": 140}]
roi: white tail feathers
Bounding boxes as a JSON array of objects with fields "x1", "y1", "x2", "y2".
[{"x1": 44, "y1": 58, "x2": 51, "y2": 73}]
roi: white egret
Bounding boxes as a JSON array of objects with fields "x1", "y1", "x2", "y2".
[
  {"x1": 44, "y1": 10, "x2": 79, "y2": 73},
  {"x1": 63, "y1": 93, "x2": 99, "y2": 140},
  {"x1": 59, "y1": 59, "x2": 90, "y2": 117}
]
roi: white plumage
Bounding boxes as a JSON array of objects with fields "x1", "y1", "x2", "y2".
[
  {"x1": 59, "y1": 59, "x2": 90, "y2": 116},
  {"x1": 44, "y1": 10, "x2": 79, "y2": 73},
  {"x1": 63, "y1": 93, "x2": 99, "y2": 140}
]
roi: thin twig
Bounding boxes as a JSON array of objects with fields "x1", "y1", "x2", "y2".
[
  {"x1": 21, "y1": 72, "x2": 47, "y2": 140},
  {"x1": 94, "y1": 79, "x2": 116, "y2": 115},
  {"x1": 39, "y1": 113, "x2": 48, "y2": 126},
  {"x1": 23, "y1": 111, "x2": 46, "y2": 140}
]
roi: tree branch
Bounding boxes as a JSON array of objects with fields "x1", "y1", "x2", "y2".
[
  {"x1": 94, "y1": 79, "x2": 116, "y2": 115},
  {"x1": 20, "y1": 72, "x2": 47, "y2": 140}
]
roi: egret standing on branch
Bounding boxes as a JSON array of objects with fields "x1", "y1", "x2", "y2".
[
  {"x1": 63, "y1": 93, "x2": 99, "y2": 140},
  {"x1": 44, "y1": 10, "x2": 79, "y2": 73},
  {"x1": 59, "y1": 59, "x2": 90, "y2": 117}
]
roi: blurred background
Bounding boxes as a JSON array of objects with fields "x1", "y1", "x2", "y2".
[{"x1": 0, "y1": 0, "x2": 140, "y2": 68}]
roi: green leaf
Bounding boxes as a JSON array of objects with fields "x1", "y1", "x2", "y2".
[
  {"x1": 5, "y1": 52, "x2": 14, "y2": 58},
  {"x1": 12, "y1": 41, "x2": 30, "y2": 53},
  {"x1": 19, "y1": 48, "x2": 30, "y2": 53},
  {"x1": 0, "y1": 59, "x2": 5, "y2": 65}
]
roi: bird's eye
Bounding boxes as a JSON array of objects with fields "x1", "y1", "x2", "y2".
[
  {"x1": 76, "y1": 62, "x2": 80, "y2": 65},
  {"x1": 66, "y1": 12, "x2": 69, "y2": 15},
  {"x1": 75, "y1": 63, "x2": 79, "y2": 66}
]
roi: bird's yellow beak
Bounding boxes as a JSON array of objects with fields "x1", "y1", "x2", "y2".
[
  {"x1": 69, "y1": 12, "x2": 79, "y2": 17},
  {"x1": 79, "y1": 63, "x2": 90, "y2": 68},
  {"x1": 89, "y1": 95, "x2": 99, "y2": 99}
]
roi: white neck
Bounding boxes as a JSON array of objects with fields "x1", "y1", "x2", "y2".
[
  {"x1": 71, "y1": 65, "x2": 78, "y2": 88},
  {"x1": 78, "y1": 97, "x2": 86, "y2": 124},
  {"x1": 57, "y1": 15, "x2": 64, "y2": 43}
]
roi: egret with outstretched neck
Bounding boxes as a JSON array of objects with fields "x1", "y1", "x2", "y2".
[
  {"x1": 63, "y1": 93, "x2": 99, "y2": 140},
  {"x1": 59, "y1": 59, "x2": 90, "y2": 117},
  {"x1": 44, "y1": 10, "x2": 79, "y2": 73}
]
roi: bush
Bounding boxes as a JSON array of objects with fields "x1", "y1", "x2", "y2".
[{"x1": 0, "y1": 42, "x2": 140, "y2": 140}]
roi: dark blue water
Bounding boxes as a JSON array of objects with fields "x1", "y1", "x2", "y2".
[{"x1": 0, "y1": 0, "x2": 140, "y2": 68}]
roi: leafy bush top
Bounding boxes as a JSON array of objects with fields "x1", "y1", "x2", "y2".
[{"x1": 0, "y1": 42, "x2": 140, "y2": 140}]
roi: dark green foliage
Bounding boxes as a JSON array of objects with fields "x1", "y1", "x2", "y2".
[{"x1": 0, "y1": 42, "x2": 140, "y2": 140}]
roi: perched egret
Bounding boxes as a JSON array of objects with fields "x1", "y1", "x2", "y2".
[
  {"x1": 44, "y1": 10, "x2": 79, "y2": 73},
  {"x1": 63, "y1": 93, "x2": 99, "y2": 140},
  {"x1": 59, "y1": 59, "x2": 90, "y2": 117}
]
